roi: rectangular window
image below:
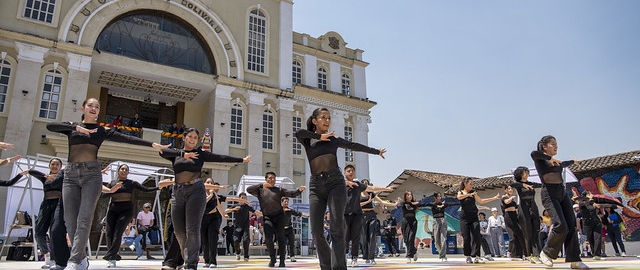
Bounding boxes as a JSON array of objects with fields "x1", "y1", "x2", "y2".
[
  {"x1": 262, "y1": 111, "x2": 274, "y2": 150},
  {"x1": 38, "y1": 70, "x2": 62, "y2": 120},
  {"x1": 0, "y1": 60, "x2": 11, "y2": 113},
  {"x1": 230, "y1": 104, "x2": 243, "y2": 145},
  {"x1": 341, "y1": 74, "x2": 351, "y2": 95},
  {"x1": 344, "y1": 126, "x2": 354, "y2": 162},
  {"x1": 248, "y1": 10, "x2": 266, "y2": 73},
  {"x1": 292, "y1": 116, "x2": 302, "y2": 155},
  {"x1": 318, "y1": 68, "x2": 327, "y2": 90},
  {"x1": 292, "y1": 61, "x2": 302, "y2": 85},
  {"x1": 24, "y1": 0, "x2": 56, "y2": 24}
]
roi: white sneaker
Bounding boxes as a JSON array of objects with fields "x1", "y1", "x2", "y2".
[
  {"x1": 570, "y1": 261, "x2": 589, "y2": 269},
  {"x1": 349, "y1": 259, "x2": 358, "y2": 267},
  {"x1": 78, "y1": 258, "x2": 89, "y2": 270},
  {"x1": 137, "y1": 256, "x2": 147, "y2": 260},
  {"x1": 64, "y1": 263, "x2": 79, "y2": 270},
  {"x1": 369, "y1": 259, "x2": 376, "y2": 265},
  {"x1": 539, "y1": 251, "x2": 553, "y2": 267},
  {"x1": 413, "y1": 253, "x2": 418, "y2": 261},
  {"x1": 441, "y1": 257, "x2": 448, "y2": 262},
  {"x1": 107, "y1": 260, "x2": 116, "y2": 268},
  {"x1": 406, "y1": 257, "x2": 411, "y2": 263},
  {"x1": 129, "y1": 244, "x2": 136, "y2": 251},
  {"x1": 290, "y1": 256, "x2": 297, "y2": 262},
  {"x1": 41, "y1": 260, "x2": 55, "y2": 269},
  {"x1": 473, "y1": 257, "x2": 485, "y2": 263},
  {"x1": 621, "y1": 252, "x2": 626, "y2": 257}
]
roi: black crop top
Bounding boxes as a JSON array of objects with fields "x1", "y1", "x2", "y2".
[
  {"x1": 47, "y1": 122, "x2": 153, "y2": 163},
  {"x1": 205, "y1": 194, "x2": 227, "y2": 214},
  {"x1": 361, "y1": 192, "x2": 375, "y2": 209},
  {"x1": 510, "y1": 181, "x2": 536, "y2": 200},
  {"x1": 531, "y1": 151, "x2": 574, "y2": 184},
  {"x1": 295, "y1": 129, "x2": 380, "y2": 174},
  {"x1": 425, "y1": 201, "x2": 459, "y2": 218},
  {"x1": 401, "y1": 201, "x2": 427, "y2": 218},
  {"x1": 105, "y1": 179, "x2": 158, "y2": 202},
  {"x1": 246, "y1": 184, "x2": 302, "y2": 216},
  {"x1": 160, "y1": 148, "x2": 243, "y2": 183},
  {"x1": 26, "y1": 169, "x2": 63, "y2": 193},
  {"x1": 459, "y1": 193, "x2": 478, "y2": 219},
  {"x1": 501, "y1": 195, "x2": 518, "y2": 210},
  {"x1": 578, "y1": 199, "x2": 599, "y2": 221}
]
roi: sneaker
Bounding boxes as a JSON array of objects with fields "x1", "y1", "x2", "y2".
[
  {"x1": 147, "y1": 255, "x2": 156, "y2": 260},
  {"x1": 622, "y1": 252, "x2": 627, "y2": 257},
  {"x1": 107, "y1": 260, "x2": 116, "y2": 268},
  {"x1": 129, "y1": 244, "x2": 136, "y2": 251},
  {"x1": 413, "y1": 253, "x2": 418, "y2": 261},
  {"x1": 539, "y1": 251, "x2": 553, "y2": 267},
  {"x1": 474, "y1": 257, "x2": 485, "y2": 264},
  {"x1": 278, "y1": 262, "x2": 286, "y2": 267},
  {"x1": 350, "y1": 259, "x2": 358, "y2": 267},
  {"x1": 365, "y1": 259, "x2": 371, "y2": 264},
  {"x1": 407, "y1": 257, "x2": 412, "y2": 263},
  {"x1": 244, "y1": 258, "x2": 249, "y2": 262},
  {"x1": 50, "y1": 265, "x2": 66, "y2": 270},
  {"x1": 485, "y1": 255, "x2": 495, "y2": 261},
  {"x1": 161, "y1": 266, "x2": 176, "y2": 270},
  {"x1": 441, "y1": 257, "x2": 448, "y2": 262},
  {"x1": 395, "y1": 253, "x2": 400, "y2": 257},
  {"x1": 78, "y1": 258, "x2": 89, "y2": 270},
  {"x1": 137, "y1": 256, "x2": 147, "y2": 260},
  {"x1": 268, "y1": 260, "x2": 276, "y2": 267},
  {"x1": 593, "y1": 256, "x2": 603, "y2": 260},
  {"x1": 369, "y1": 259, "x2": 376, "y2": 265},
  {"x1": 530, "y1": 256, "x2": 540, "y2": 264},
  {"x1": 570, "y1": 261, "x2": 589, "y2": 269},
  {"x1": 204, "y1": 264, "x2": 210, "y2": 268},
  {"x1": 236, "y1": 254, "x2": 241, "y2": 260},
  {"x1": 64, "y1": 263, "x2": 79, "y2": 270},
  {"x1": 209, "y1": 264, "x2": 217, "y2": 268},
  {"x1": 466, "y1": 257, "x2": 473, "y2": 264},
  {"x1": 42, "y1": 261, "x2": 55, "y2": 269}
]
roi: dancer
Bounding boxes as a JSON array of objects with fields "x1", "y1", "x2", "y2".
[
  {"x1": 502, "y1": 185, "x2": 526, "y2": 261},
  {"x1": 457, "y1": 177, "x2": 500, "y2": 264},
  {"x1": 281, "y1": 197, "x2": 308, "y2": 262},
  {"x1": 159, "y1": 127, "x2": 250, "y2": 270},
  {"x1": 295, "y1": 107, "x2": 386, "y2": 270},
  {"x1": 510, "y1": 166, "x2": 542, "y2": 263},
  {"x1": 200, "y1": 178, "x2": 233, "y2": 268},
  {"x1": 575, "y1": 190, "x2": 603, "y2": 260},
  {"x1": 425, "y1": 191, "x2": 460, "y2": 262},
  {"x1": 359, "y1": 179, "x2": 394, "y2": 265},
  {"x1": 46, "y1": 97, "x2": 169, "y2": 270},
  {"x1": 247, "y1": 171, "x2": 305, "y2": 267},
  {"x1": 531, "y1": 135, "x2": 587, "y2": 269},
  {"x1": 478, "y1": 212, "x2": 495, "y2": 261},
  {"x1": 397, "y1": 190, "x2": 428, "y2": 263},
  {"x1": 226, "y1": 192, "x2": 258, "y2": 262},
  {"x1": 606, "y1": 206, "x2": 626, "y2": 257},
  {"x1": 382, "y1": 211, "x2": 398, "y2": 257},
  {"x1": 222, "y1": 220, "x2": 235, "y2": 255}
]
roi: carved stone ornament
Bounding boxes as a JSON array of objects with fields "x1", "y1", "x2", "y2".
[{"x1": 328, "y1": 36, "x2": 340, "y2": 50}]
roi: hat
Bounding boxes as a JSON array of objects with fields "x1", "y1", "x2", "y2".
[
  {"x1": 491, "y1": 207, "x2": 498, "y2": 212},
  {"x1": 143, "y1": 202, "x2": 152, "y2": 208},
  {"x1": 573, "y1": 204, "x2": 579, "y2": 208}
]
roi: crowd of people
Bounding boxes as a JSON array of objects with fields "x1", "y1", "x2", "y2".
[{"x1": 0, "y1": 102, "x2": 635, "y2": 270}]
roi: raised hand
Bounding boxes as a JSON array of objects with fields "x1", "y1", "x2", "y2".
[
  {"x1": 0, "y1": 142, "x2": 14, "y2": 150},
  {"x1": 243, "y1": 155, "x2": 252, "y2": 163},
  {"x1": 379, "y1": 148, "x2": 387, "y2": 159},
  {"x1": 319, "y1": 131, "x2": 334, "y2": 141},
  {"x1": 76, "y1": 125, "x2": 97, "y2": 136},
  {"x1": 183, "y1": 152, "x2": 199, "y2": 160},
  {"x1": 152, "y1": 142, "x2": 171, "y2": 154}
]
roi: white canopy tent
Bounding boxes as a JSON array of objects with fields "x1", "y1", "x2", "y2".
[{"x1": 524, "y1": 167, "x2": 579, "y2": 184}]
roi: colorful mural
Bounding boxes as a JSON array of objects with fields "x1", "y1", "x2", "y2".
[{"x1": 575, "y1": 164, "x2": 640, "y2": 240}]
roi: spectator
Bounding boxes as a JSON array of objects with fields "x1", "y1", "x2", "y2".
[
  {"x1": 122, "y1": 218, "x2": 143, "y2": 259},
  {"x1": 168, "y1": 123, "x2": 178, "y2": 148},
  {"x1": 113, "y1": 115, "x2": 123, "y2": 132},
  {"x1": 136, "y1": 202, "x2": 156, "y2": 260},
  {"x1": 131, "y1": 113, "x2": 143, "y2": 138}
]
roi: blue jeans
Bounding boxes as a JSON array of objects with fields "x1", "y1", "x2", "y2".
[
  {"x1": 63, "y1": 161, "x2": 103, "y2": 264},
  {"x1": 308, "y1": 167, "x2": 347, "y2": 270},
  {"x1": 122, "y1": 235, "x2": 143, "y2": 258}
]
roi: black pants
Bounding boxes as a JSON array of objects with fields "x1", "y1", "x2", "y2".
[
  {"x1": 163, "y1": 232, "x2": 184, "y2": 268},
  {"x1": 518, "y1": 199, "x2": 541, "y2": 257},
  {"x1": 539, "y1": 230, "x2": 549, "y2": 253},
  {"x1": 104, "y1": 201, "x2": 134, "y2": 261},
  {"x1": 263, "y1": 212, "x2": 286, "y2": 264},
  {"x1": 201, "y1": 212, "x2": 222, "y2": 265},
  {"x1": 308, "y1": 167, "x2": 347, "y2": 270},
  {"x1": 607, "y1": 225, "x2": 626, "y2": 254},
  {"x1": 234, "y1": 224, "x2": 251, "y2": 259},
  {"x1": 35, "y1": 198, "x2": 59, "y2": 256},
  {"x1": 344, "y1": 213, "x2": 363, "y2": 260},
  {"x1": 284, "y1": 227, "x2": 296, "y2": 257},
  {"x1": 460, "y1": 216, "x2": 481, "y2": 257},
  {"x1": 540, "y1": 184, "x2": 581, "y2": 262},
  {"x1": 361, "y1": 210, "x2": 378, "y2": 260},
  {"x1": 401, "y1": 217, "x2": 418, "y2": 258},
  {"x1": 504, "y1": 210, "x2": 525, "y2": 258},
  {"x1": 583, "y1": 220, "x2": 602, "y2": 257},
  {"x1": 50, "y1": 197, "x2": 69, "y2": 267}
]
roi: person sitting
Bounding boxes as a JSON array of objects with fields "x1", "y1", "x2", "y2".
[{"x1": 121, "y1": 218, "x2": 143, "y2": 259}]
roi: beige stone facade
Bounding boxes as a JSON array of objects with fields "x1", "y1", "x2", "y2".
[{"x1": 0, "y1": 0, "x2": 376, "y2": 234}]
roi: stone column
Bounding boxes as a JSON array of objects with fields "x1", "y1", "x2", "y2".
[
  {"x1": 277, "y1": 98, "x2": 296, "y2": 178},
  {"x1": 354, "y1": 114, "x2": 372, "y2": 180},
  {"x1": 245, "y1": 91, "x2": 267, "y2": 175},
  {"x1": 210, "y1": 84, "x2": 235, "y2": 186},
  {"x1": 61, "y1": 52, "x2": 92, "y2": 122},
  {"x1": 302, "y1": 105, "x2": 316, "y2": 189},
  {"x1": 331, "y1": 109, "x2": 348, "y2": 166}
]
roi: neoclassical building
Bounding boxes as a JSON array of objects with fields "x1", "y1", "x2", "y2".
[{"x1": 0, "y1": 0, "x2": 376, "y2": 234}]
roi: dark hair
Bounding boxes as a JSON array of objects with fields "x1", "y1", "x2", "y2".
[
  {"x1": 404, "y1": 190, "x2": 414, "y2": 202},
  {"x1": 433, "y1": 191, "x2": 442, "y2": 198},
  {"x1": 459, "y1": 177, "x2": 474, "y2": 191},
  {"x1": 117, "y1": 164, "x2": 129, "y2": 171},
  {"x1": 344, "y1": 164, "x2": 355, "y2": 171},
  {"x1": 281, "y1": 197, "x2": 289, "y2": 202},
  {"x1": 183, "y1": 127, "x2": 199, "y2": 137},
  {"x1": 80, "y1": 98, "x2": 99, "y2": 121},
  {"x1": 265, "y1": 171, "x2": 276, "y2": 179},
  {"x1": 361, "y1": 179, "x2": 370, "y2": 186},
  {"x1": 581, "y1": 190, "x2": 591, "y2": 197},
  {"x1": 537, "y1": 135, "x2": 556, "y2": 152},
  {"x1": 49, "y1": 157, "x2": 63, "y2": 166},
  {"x1": 238, "y1": 192, "x2": 247, "y2": 197},
  {"x1": 306, "y1": 107, "x2": 329, "y2": 132},
  {"x1": 479, "y1": 212, "x2": 486, "y2": 218},
  {"x1": 513, "y1": 166, "x2": 530, "y2": 182}
]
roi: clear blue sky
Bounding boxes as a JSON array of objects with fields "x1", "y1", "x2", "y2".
[{"x1": 292, "y1": 1, "x2": 640, "y2": 186}]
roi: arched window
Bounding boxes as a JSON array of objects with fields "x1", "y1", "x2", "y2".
[
  {"x1": 39, "y1": 69, "x2": 63, "y2": 120},
  {"x1": 292, "y1": 61, "x2": 302, "y2": 85},
  {"x1": 262, "y1": 109, "x2": 274, "y2": 150},
  {"x1": 0, "y1": 59, "x2": 12, "y2": 113},
  {"x1": 248, "y1": 9, "x2": 267, "y2": 73},
  {"x1": 341, "y1": 73, "x2": 351, "y2": 95},
  {"x1": 230, "y1": 102, "x2": 243, "y2": 145},
  {"x1": 317, "y1": 67, "x2": 327, "y2": 90},
  {"x1": 344, "y1": 125, "x2": 354, "y2": 162},
  {"x1": 95, "y1": 11, "x2": 215, "y2": 74},
  {"x1": 292, "y1": 115, "x2": 302, "y2": 155}
]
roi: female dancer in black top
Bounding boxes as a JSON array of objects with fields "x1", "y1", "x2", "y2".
[
  {"x1": 425, "y1": 191, "x2": 459, "y2": 262},
  {"x1": 510, "y1": 166, "x2": 542, "y2": 263},
  {"x1": 201, "y1": 179, "x2": 241, "y2": 268},
  {"x1": 359, "y1": 179, "x2": 394, "y2": 266},
  {"x1": 575, "y1": 190, "x2": 603, "y2": 260},
  {"x1": 159, "y1": 127, "x2": 249, "y2": 270},
  {"x1": 295, "y1": 107, "x2": 385, "y2": 270},
  {"x1": 457, "y1": 178, "x2": 500, "y2": 264},
  {"x1": 531, "y1": 135, "x2": 587, "y2": 269},
  {"x1": 606, "y1": 206, "x2": 626, "y2": 257},
  {"x1": 47, "y1": 98, "x2": 168, "y2": 269},
  {"x1": 101, "y1": 164, "x2": 168, "y2": 267},
  {"x1": 397, "y1": 190, "x2": 428, "y2": 263},
  {"x1": 501, "y1": 185, "x2": 526, "y2": 260}
]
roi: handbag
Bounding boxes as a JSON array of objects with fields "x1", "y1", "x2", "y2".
[{"x1": 15, "y1": 211, "x2": 32, "y2": 226}]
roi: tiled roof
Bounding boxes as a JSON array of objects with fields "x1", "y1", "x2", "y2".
[
  {"x1": 378, "y1": 170, "x2": 474, "y2": 199},
  {"x1": 444, "y1": 174, "x2": 516, "y2": 195},
  {"x1": 569, "y1": 149, "x2": 640, "y2": 176}
]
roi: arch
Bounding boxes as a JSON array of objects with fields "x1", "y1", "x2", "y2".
[{"x1": 58, "y1": 0, "x2": 243, "y2": 78}]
